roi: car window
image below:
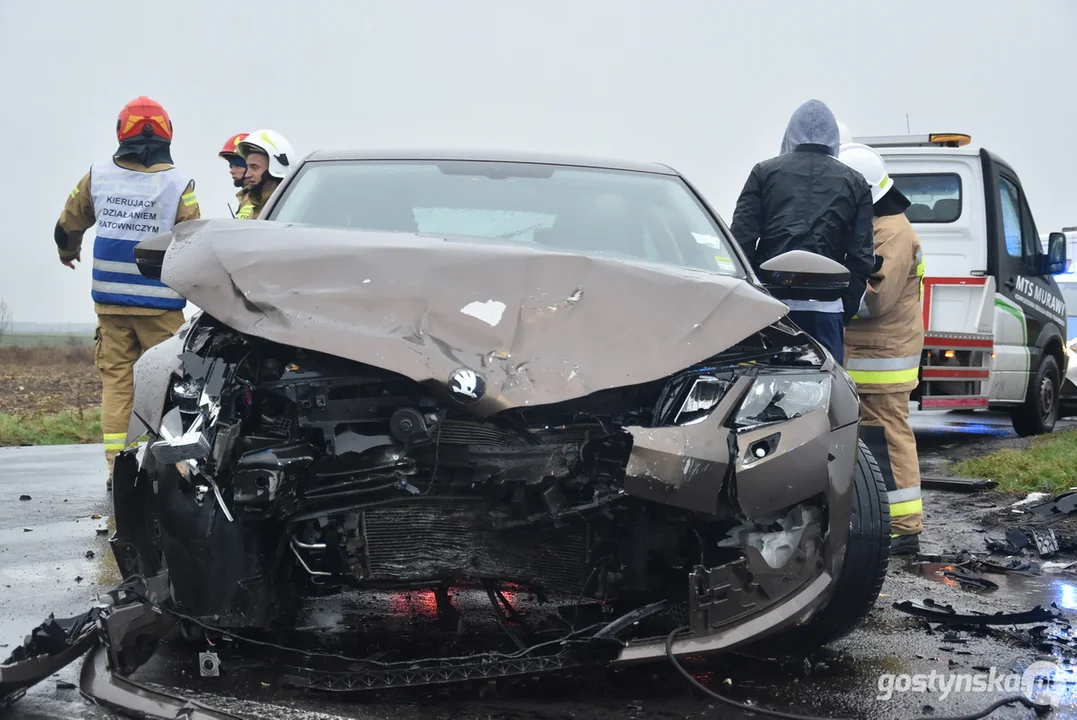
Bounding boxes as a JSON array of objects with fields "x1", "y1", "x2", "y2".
[
  {"x1": 1019, "y1": 191, "x2": 1042, "y2": 258},
  {"x1": 999, "y1": 176, "x2": 1024, "y2": 258},
  {"x1": 270, "y1": 160, "x2": 745, "y2": 278},
  {"x1": 891, "y1": 174, "x2": 961, "y2": 223}
]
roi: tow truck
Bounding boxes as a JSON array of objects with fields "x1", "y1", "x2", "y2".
[{"x1": 857, "y1": 133, "x2": 1069, "y2": 435}]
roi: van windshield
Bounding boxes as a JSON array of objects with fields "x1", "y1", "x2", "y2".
[{"x1": 891, "y1": 174, "x2": 962, "y2": 223}]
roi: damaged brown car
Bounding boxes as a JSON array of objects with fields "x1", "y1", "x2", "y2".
[{"x1": 5, "y1": 150, "x2": 891, "y2": 708}]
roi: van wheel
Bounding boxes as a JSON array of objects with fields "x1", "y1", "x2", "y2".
[
  {"x1": 765, "y1": 441, "x2": 891, "y2": 652},
  {"x1": 1012, "y1": 354, "x2": 1060, "y2": 437}
]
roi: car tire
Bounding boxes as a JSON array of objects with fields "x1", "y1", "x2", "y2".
[
  {"x1": 771, "y1": 440, "x2": 891, "y2": 652},
  {"x1": 1012, "y1": 353, "x2": 1060, "y2": 437}
]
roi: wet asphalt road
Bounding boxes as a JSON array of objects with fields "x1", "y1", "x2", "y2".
[{"x1": 5, "y1": 411, "x2": 1077, "y2": 719}]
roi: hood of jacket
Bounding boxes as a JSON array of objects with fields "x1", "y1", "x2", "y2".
[
  {"x1": 780, "y1": 100, "x2": 840, "y2": 157},
  {"x1": 155, "y1": 219, "x2": 789, "y2": 418}
]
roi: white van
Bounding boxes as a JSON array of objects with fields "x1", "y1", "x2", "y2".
[{"x1": 858, "y1": 133, "x2": 1069, "y2": 435}]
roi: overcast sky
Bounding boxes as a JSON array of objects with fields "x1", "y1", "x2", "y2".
[{"x1": 2, "y1": 0, "x2": 1075, "y2": 323}]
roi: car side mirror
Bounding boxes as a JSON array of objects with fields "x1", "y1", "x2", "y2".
[
  {"x1": 757, "y1": 250, "x2": 850, "y2": 301},
  {"x1": 133, "y1": 232, "x2": 173, "y2": 281},
  {"x1": 1043, "y1": 232, "x2": 1068, "y2": 275}
]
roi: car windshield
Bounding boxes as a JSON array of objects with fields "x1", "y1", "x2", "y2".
[{"x1": 270, "y1": 160, "x2": 745, "y2": 278}]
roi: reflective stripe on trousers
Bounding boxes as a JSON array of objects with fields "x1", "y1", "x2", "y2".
[
  {"x1": 845, "y1": 354, "x2": 921, "y2": 385},
  {"x1": 860, "y1": 392, "x2": 922, "y2": 535},
  {"x1": 888, "y1": 486, "x2": 923, "y2": 522},
  {"x1": 96, "y1": 312, "x2": 185, "y2": 481},
  {"x1": 103, "y1": 432, "x2": 127, "y2": 452}
]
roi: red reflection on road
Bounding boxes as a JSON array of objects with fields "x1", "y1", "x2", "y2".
[{"x1": 388, "y1": 590, "x2": 439, "y2": 618}]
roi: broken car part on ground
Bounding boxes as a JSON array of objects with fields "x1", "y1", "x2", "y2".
[{"x1": 3, "y1": 152, "x2": 896, "y2": 717}]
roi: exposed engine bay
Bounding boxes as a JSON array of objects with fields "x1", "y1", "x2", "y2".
[{"x1": 109, "y1": 312, "x2": 856, "y2": 661}]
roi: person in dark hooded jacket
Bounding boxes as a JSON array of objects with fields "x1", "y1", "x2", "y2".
[{"x1": 730, "y1": 99, "x2": 875, "y2": 364}]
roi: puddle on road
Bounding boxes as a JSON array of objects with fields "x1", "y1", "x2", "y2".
[{"x1": 908, "y1": 559, "x2": 1077, "y2": 611}]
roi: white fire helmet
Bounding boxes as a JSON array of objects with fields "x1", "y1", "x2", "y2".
[
  {"x1": 237, "y1": 129, "x2": 295, "y2": 180},
  {"x1": 838, "y1": 142, "x2": 893, "y2": 204}
]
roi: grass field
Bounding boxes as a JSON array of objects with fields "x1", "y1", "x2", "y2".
[
  {"x1": 0, "y1": 332, "x2": 95, "y2": 347},
  {"x1": 952, "y1": 428, "x2": 1077, "y2": 495},
  {"x1": 0, "y1": 345, "x2": 101, "y2": 446},
  {"x1": 0, "y1": 408, "x2": 101, "y2": 446}
]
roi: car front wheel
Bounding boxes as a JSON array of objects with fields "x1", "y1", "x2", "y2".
[{"x1": 769, "y1": 440, "x2": 891, "y2": 652}]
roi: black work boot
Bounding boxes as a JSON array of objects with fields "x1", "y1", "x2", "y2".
[{"x1": 891, "y1": 533, "x2": 920, "y2": 556}]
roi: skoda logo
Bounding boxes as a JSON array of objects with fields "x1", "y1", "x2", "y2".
[{"x1": 448, "y1": 368, "x2": 485, "y2": 404}]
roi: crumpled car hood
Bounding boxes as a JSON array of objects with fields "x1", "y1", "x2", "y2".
[{"x1": 160, "y1": 219, "x2": 788, "y2": 416}]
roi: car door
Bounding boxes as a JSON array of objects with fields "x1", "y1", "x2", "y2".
[{"x1": 983, "y1": 155, "x2": 1066, "y2": 401}]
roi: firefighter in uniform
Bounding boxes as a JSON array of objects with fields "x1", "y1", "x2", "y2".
[
  {"x1": 54, "y1": 96, "x2": 200, "y2": 489},
  {"x1": 235, "y1": 129, "x2": 295, "y2": 220},
  {"x1": 218, "y1": 132, "x2": 249, "y2": 217},
  {"x1": 838, "y1": 142, "x2": 926, "y2": 556}
]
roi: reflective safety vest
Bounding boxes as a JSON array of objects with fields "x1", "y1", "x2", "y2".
[
  {"x1": 89, "y1": 161, "x2": 190, "y2": 311},
  {"x1": 843, "y1": 213, "x2": 926, "y2": 394}
]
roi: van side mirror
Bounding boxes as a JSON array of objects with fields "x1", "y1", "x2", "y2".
[
  {"x1": 1044, "y1": 232, "x2": 1068, "y2": 275},
  {"x1": 757, "y1": 250, "x2": 850, "y2": 302}
]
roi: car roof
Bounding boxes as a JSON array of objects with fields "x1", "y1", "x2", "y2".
[{"x1": 301, "y1": 148, "x2": 680, "y2": 176}]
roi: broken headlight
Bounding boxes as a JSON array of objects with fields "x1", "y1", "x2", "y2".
[
  {"x1": 170, "y1": 375, "x2": 204, "y2": 414},
  {"x1": 733, "y1": 374, "x2": 831, "y2": 429},
  {"x1": 675, "y1": 376, "x2": 731, "y2": 425},
  {"x1": 150, "y1": 403, "x2": 217, "y2": 464}
]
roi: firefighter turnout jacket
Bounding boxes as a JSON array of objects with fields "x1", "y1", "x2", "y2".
[
  {"x1": 844, "y1": 213, "x2": 926, "y2": 392},
  {"x1": 236, "y1": 178, "x2": 280, "y2": 220},
  {"x1": 844, "y1": 211, "x2": 926, "y2": 536}
]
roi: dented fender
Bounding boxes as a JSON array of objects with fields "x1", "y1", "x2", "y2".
[
  {"x1": 125, "y1": 324, "x2": 190, "y2": 446},
  {"x1": 622, "y1": 375, "x2": 751, "y2": 513}
]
